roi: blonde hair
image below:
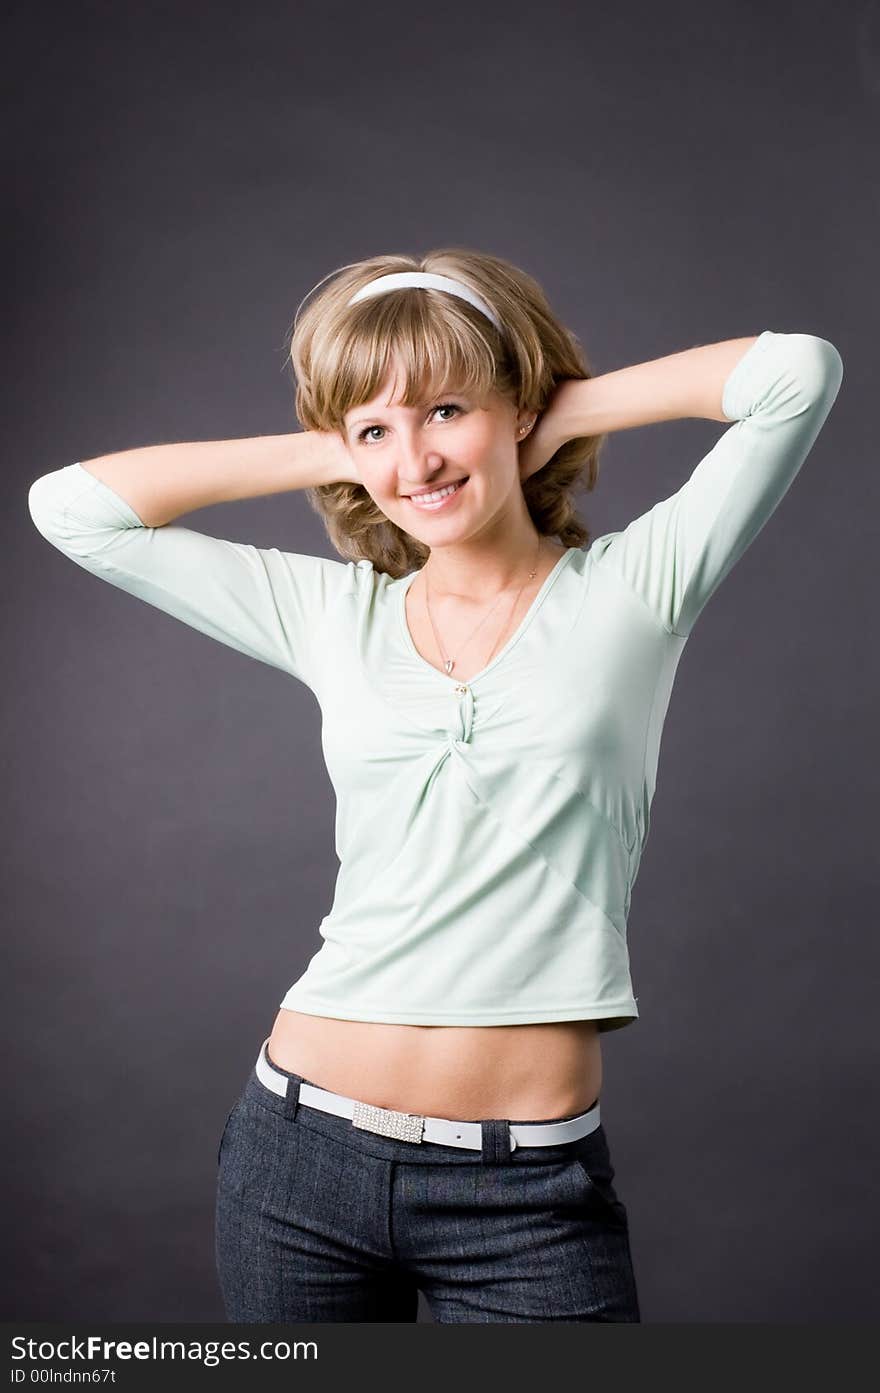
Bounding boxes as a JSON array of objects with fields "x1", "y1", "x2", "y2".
[{"x1": 286, "y1": 247, "x2": 605, "y2": 577}]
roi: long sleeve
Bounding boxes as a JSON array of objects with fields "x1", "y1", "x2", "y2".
[
  {"x1": 27, "y1": 461, "x2": 355, "y2": 688},
  {"x1": 588, "y1": 330, "x2": 845, "y2": 637}
]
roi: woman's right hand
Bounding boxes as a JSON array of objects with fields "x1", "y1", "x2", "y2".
[{"x1": 316, "y1": 430, "x2": 362, "y2": 487}]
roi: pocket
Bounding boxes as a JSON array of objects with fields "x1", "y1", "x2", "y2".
[
  {"x1": 216, "y1": 1101, "x2": 240, "y2": 1168},
  {"x1": 570, "y1": 1157, "x2": 628, "y2": 1222},
  {"x1": 568, "y1": 1129, "x2": 630, "y2": 1229}
]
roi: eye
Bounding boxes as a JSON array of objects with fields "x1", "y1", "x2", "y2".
[{"x1": 356, "y1": 401, "x2": 463, "y2": 445}]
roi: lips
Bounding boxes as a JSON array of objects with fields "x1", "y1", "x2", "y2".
[
  {"x1": 404, "y1": 477, "x2": 468, "y2": 499},
  {"x1": 404, "y1": 478, "x2": 469, "y2": 511}
]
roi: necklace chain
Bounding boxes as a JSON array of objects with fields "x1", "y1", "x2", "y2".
[{"x1": 423, "y1": 535, "x2": 546, "y2": 678}]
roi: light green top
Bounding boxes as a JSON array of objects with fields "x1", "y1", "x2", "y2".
[{"x1": 27, "y1": 330, "x2": 843, "y2": 1029}]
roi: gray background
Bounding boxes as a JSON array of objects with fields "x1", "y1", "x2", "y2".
[{"x1": 5, "y1": 0, "x2": 878, "y2": 1323}]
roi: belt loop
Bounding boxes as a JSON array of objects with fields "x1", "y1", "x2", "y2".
[
  {"x1": 283, "y1": 1075, "x2": 302, "y2": 1120},
  {"x1": 480, "y1": 1118, "x2": 513, "y2": 1164}
]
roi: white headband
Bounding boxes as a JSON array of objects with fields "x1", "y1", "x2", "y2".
[{"x1": 346, "y1": 271, "x2": 502, "y2": 333}]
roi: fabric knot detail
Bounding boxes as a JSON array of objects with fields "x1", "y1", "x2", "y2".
[{"x1": 445, "y1": 734, "x2": 471, "y2": 758}]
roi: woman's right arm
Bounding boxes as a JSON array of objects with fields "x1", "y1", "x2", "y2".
[
  {"x1": 27, "y1": 433, "x2": 362, "y2": 690},
  {"x1": 77, "y1": 430, "x2": 355, "y2": 528}
]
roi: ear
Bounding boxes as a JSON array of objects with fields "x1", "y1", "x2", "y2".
[{"x1": 515, "y1": 413, "x2": 536, "y2": 441}]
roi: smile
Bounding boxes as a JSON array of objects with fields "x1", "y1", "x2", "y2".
[{"x1": 404, "y1": 478, "x2": 469, "y2": 511}]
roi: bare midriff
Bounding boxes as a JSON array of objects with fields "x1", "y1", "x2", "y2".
[{"x1": 266, "y1": 1010, "x2": 603, "y2": 1122}]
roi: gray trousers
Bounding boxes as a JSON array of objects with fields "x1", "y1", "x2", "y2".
[{"x1": 215, "y1": 1047, "x2": 641, "y2": 1323}]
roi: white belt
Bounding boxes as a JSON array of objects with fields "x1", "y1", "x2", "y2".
[{"x1": 255, "y1": 1039, "x2": 600, "y2": 1152}]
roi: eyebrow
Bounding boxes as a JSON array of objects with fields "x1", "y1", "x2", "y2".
[{"x1": 347, "y1": 410, "x2": 398, "y2": 429}]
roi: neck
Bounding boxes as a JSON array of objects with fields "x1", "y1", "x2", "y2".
[{"x1": 419, "y1": 523, "x2": 554, "y2": 603}]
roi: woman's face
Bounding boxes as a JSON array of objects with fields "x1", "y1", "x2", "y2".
[{"x1": 340, "y1": 365, "x2": 528, "y2": 545}]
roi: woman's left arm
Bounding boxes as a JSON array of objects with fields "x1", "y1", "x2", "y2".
[
  {"x1": 543, "y1": 336, "x2": 761, "y2": 449},
  {"x1": 526, "y1": 330, "x2": 844, "y2": 637}
]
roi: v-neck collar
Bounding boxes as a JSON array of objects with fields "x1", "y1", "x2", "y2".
[{"x1": 396, "y1": 546, "x2": 579, "y2": 687}]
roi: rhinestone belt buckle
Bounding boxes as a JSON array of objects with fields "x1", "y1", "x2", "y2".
[{"x1": 351, "y1": 1099, "x2": 426, "y2": 1143}]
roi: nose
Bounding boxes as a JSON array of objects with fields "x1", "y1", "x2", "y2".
[{"x1": 398, "y1": 435, "x2": 446, "y2": 492}]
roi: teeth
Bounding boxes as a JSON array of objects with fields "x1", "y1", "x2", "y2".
[{"x1": 408, "y1": 480, "x2": 465, "y2": 506}]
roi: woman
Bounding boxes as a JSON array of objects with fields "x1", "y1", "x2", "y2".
[{"x1": 27, "y1": 248, "x2": 843, "y2": 1323}]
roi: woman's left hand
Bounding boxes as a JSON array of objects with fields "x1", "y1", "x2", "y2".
[{"x1": 517, "y1": 380, "x2": 577, "y2": 483}]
